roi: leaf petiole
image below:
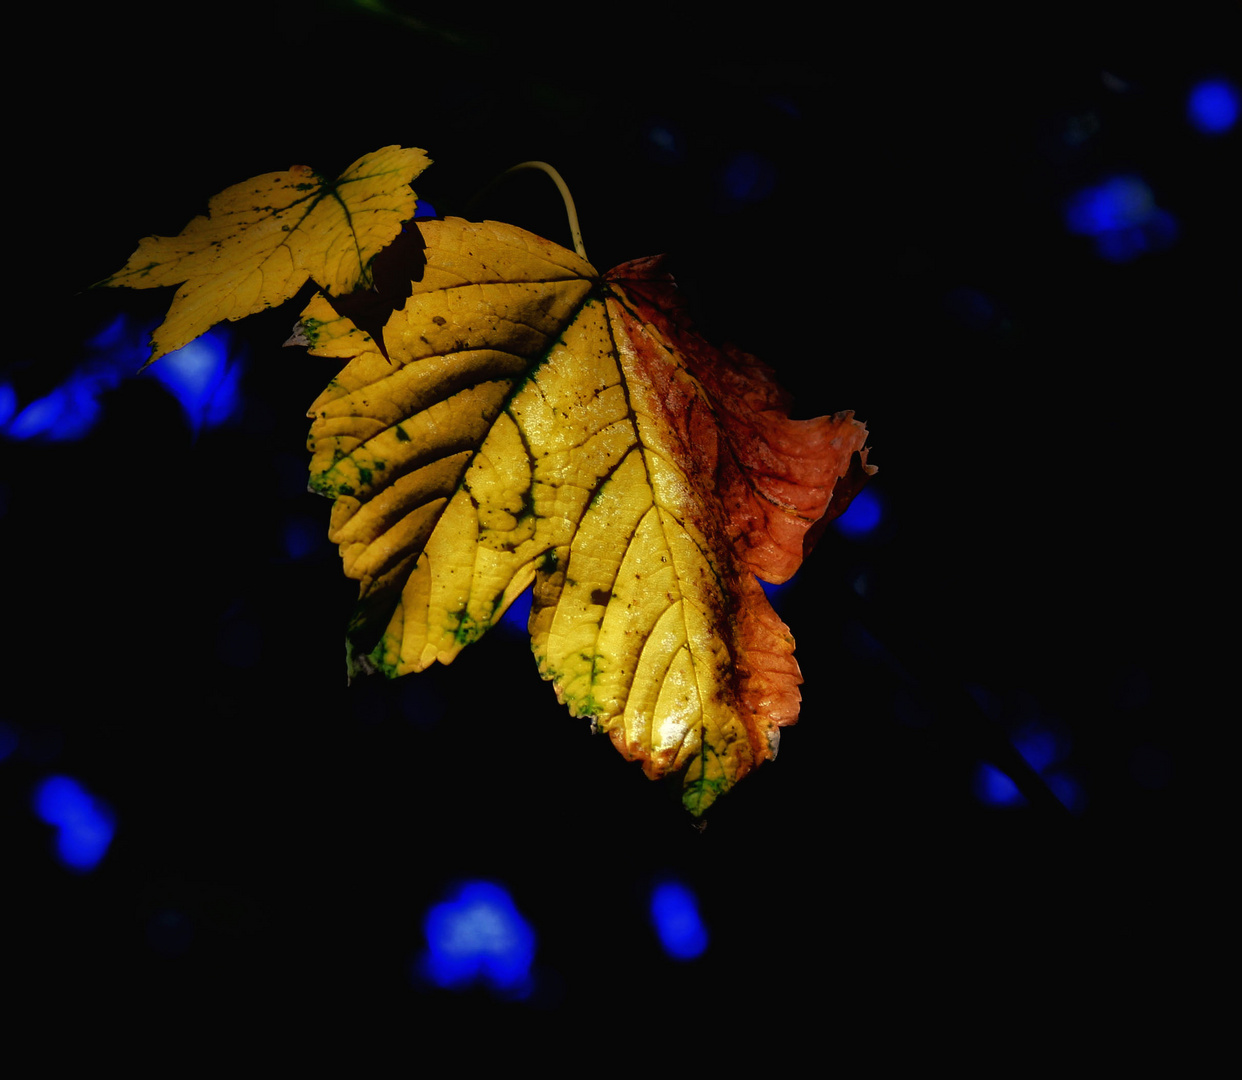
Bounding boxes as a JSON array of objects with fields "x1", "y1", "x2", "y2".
[{"x1": 470, "y1": 161, "x2": 588, "y2": 262}]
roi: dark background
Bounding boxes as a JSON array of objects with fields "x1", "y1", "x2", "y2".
[{"x1": 4, "y1": 2, "x2": 1226, "y2": 1050}]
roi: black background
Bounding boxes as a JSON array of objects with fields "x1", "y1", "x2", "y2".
[{"x1": 4, "y1": 2, "x2": 1227, "y2": 1053}]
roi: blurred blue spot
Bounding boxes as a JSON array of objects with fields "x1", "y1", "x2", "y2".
[
  {"x1": 1013, "y1": 722, "x2": 1061, "y2": 774},
  {"x1": 414, "y1": 199, "x2": 438, "y2": 219},
  {"x1": 1095, "y1": 208, "x2": 1179, "y2": 263},
  {"x1": 5, "y1": 376, "x2": 106, "y2": 441},
  {"x1": 1065, "y1": 176, "x2": 1154, "y2": 235},
  {"x1": 1045, "y1": 771, "x2": 1087, "y2": 815},
  {"x1": 500, "y1": 585, "x2": 533, "y2": 636},
  {"x1": 945, "y1": 286, "x2": 1002, "y2": 332},
  {"x1": 419, "y1": 880, "x2": 536, "y2": 998},
  {"x1": 1188, "y1": 78, "x2": 1239, "y2": 134},
  {"x1": 973, "y1": 763, "x2": 1027, "y2": 808},
  {"x1": 150, "y1": 330, "x2": 243, "y2": 433},
  {"x1": 644, "y1": 121, "x2": 685, "y2": 164},
  {"x1": 282, "y1": 516, "x2": 323, "y2": 560},
  {"x1": 975, "y1": 716, "x2": 1084, "y2": 812},
  {"x1": 34, "y1": 775, "x2": 89, "y2": 825},
  {"x1": 650, "y1": 881, "x2": 708, "y2": 961},
  {"x1": 32, "y1": 775, "x2": 116, "y2": 872},
  {"x1": 88, "y1": 312, "x2": 129, "y2": 350},
  {"x1": 760, "y1": 576, "x2": 795, "y2": 613},
  {"x1": 3, "y1": 314, "x2": 135, "y2": 441},
  {"x1": 1094, "y1": 227, "x2": 1146, "y2": 263},
  {"x1": 2, "y1": 315, "x2": 243, "y2": 442},
  {"x1": 1064, "y1": 176, "x2": 1178, "y2": 263},
  {"x1": 720, "y1": 152, "x2": 776, "y2": 207},
  {"x1": 649, "y1": 125, "x2": 676, "y2": 151},
  {"x1": 0, "y1": 382, "x2": 17, "y2": 427},
  {"x1": 834, "y1": 486, "x2": 882, "y2": 538},
  {"x1": 0, "y1": 720, "x2": 19, "y2": 762}
]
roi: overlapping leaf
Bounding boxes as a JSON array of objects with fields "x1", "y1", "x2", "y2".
[
  {"x1": 303, "y1": 218, "x2": 873, "y2": 813},
  {"x1": 98, "y1": 146, "x2": 431, "y2": 362},
  {"x1": 96, "y1": 146, "x2": 873, "y2": 814}
]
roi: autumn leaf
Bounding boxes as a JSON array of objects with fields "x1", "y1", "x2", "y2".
[
  {"x1": 97, "y1": 146, "x2": 431, "y2": 363},
  {"x1": 97, "y1": 147, "x2": 872, "y2": 814},
  {"x1": 303, "y1": 217, "x2": 873, "y2": 814}
]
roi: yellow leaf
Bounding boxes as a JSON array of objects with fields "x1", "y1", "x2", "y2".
[
  {"x1": 98, "y1": 146, "x2": 431, "y2": 363},
  {"x1": 304, "y1": 218, "x2": 872, "y2": 814}
]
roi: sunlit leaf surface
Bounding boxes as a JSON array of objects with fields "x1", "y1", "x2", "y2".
[
  {"x1": 304, "y1": 218, "x2": 873, "y2": 813},
  {"x1": 98, "y1": 146, "x2": 430, "y2": 362},
  {"x1": 97, "y1": 147, "x2": 873, "y2": 813}
]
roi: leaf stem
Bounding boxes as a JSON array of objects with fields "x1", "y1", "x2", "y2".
[{"x1": 472, "y1": 161, "x2": 588, "y2": 262}]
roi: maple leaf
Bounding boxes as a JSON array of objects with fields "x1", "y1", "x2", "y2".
[
  {"x1": 97, "y1": 146, "x2": 431, "y2": 363},
  {"x1": 97, "y1": 148, "x2": 873, "y2": 814},
  {"x1": 303, "y1": 218, "x2": 873, "y2": 814}
]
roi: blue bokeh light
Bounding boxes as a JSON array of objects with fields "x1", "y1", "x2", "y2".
[
  {"x1": 650, "y1": 881, "x2": 708, "y2": 961},
  {"x1": 973, "y1": 763, "x2": 1027, "y2": 808},
  {"x1": 32, "y1": 774, "x2": 116, "y2": 872},
  {"x1": 1045, "y1": 771, "x2": 1087, "y2": 815},
  {"x1": 974, "y1": 717, "x2": 1084, "y2": 813},
  {"x1": 0, "y1": 720, "x2": 19, "y2": 763},
  {"x1": 1188, "y1": 78, "x2": 1239, "y2": 134},
  {"x1": 760, "y1": 575, "x2": 795, "y2": 613},
  {"x1": 1065, "y1": 176, "x2": 1154, "y2": 235},
  {"x1": 2, "y1": 315, "x2": 243, "y2": 442},
  {"x1": 499, "y1": 585, "x2": 533, "y2": 636},
  {"x1": 4, "y1": 314, "x2": 138, "y2": 440},
  {"x1": 419, "y1": 880, "x2": 536, "y2": 998},
  {"x1": 644, "y1": 121, "x2": 686, "y2": 164},
  {"x1": 1063, "y1": 176, "x2": 1178, "y2": 263},
  {"x1": 4, "y1": 372, "x2": 108, "y2": 441},
  {"x1": 1012, "y1": 722, "x2": 1062, "y2": 774},
  {"x1": 150, "y1": 331, "x2": 243, "y2": 434},
  {"x1": 0, "y1": 382, "x2": 18, "y2": 428},
  {"x1": 834, "y1": 485, "x2": 882, "y2": 538},
  {"x1": 282, "y1": 516, "x2": 324, "y2": 561},
  {"x1": 945, "y1": 286, "x2": 1000, "y2": 332},
  {"x1": 719, "y1": 152, "x2": 777, "y2": 207}
]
